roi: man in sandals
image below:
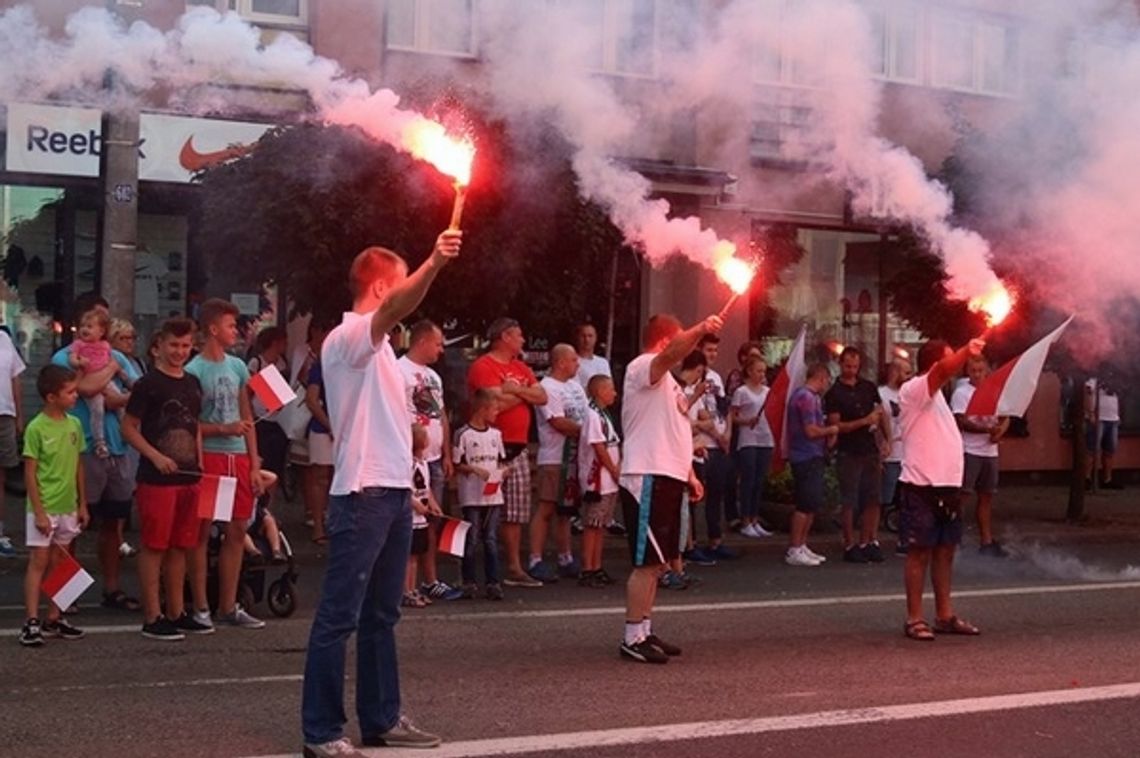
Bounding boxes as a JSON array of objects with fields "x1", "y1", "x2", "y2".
[{"x1": 897, "y1": 337, "x2": 985, "y2": 641}]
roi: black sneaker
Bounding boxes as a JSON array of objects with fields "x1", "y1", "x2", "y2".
[
  {"x1": 863, "y1": 542, "x2": 885, "y2": 563},
  {"x1": 174, "y1": 611, "x2": 216, "y2": 635},
  {"x1": 141, "y1": 615, "x2": 186, "y2": 641},
  {"x1": 42, "y1": 618, "x2": 85, "y2": 640},
  {"x1": 485, "y1": 582, "x2": 504, "y2": 601},
  {"x1": 619, "y1": 639, "x2": 669, "y2": 664},
  {"x1": 578, "y1": 570, "x2": 598, "y2": 587},
  {"x1": 19, "y1": 618, "x2": 44, "y2": 647},
  {"x1": 606, "y1": 520, "x2": 627, "y2": 537},
  {"x1": 596, "y1": 569, "x2": 616, "y2": 585},
  {"x1": 645, "y1": 633, "x2": 682, "y2": 657},
  {"x1": 843, "y1": 545, "x2": 869, "y2": 563}
]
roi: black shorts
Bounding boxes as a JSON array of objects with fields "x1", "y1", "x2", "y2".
[
  {"x1": 620, "y1": 475, "x2": 686, "y2": 568},
  {"x1": 410, "y1": 526, "x2": 429, "y2": 556},
  {"x1": 837, "y1": 452, "x2": 881, "y2": 513},
  {"x1": 791, "y1": 457, "x2": 826, "y2": 514},
  {"x1": 899, "y1": 483, "x2": 963, "y2": 549}
]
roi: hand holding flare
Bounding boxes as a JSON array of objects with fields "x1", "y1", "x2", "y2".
[
  {"x1": 403, "y1": 119, "x2": 475, "y2": 230},
  {"x1": 970, "y1": 282, "x2": 1015, "y2": 338}
]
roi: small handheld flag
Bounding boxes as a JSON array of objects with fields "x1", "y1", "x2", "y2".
[
  {"x1": 248, "y1": 364, "x2": 297, "y2": 415},
  {"x1": 765, "y1": 324, "x2": 808, "y2": 471},
  {"x1": 437, "y1": 518, "x2": 471, "y2": 558},
  {"x1": 198, "y1": 474, "x2": 238, "y2": 522},
  {"x1": 42, "y1": 552, "x2": 94, "y2": 611}
]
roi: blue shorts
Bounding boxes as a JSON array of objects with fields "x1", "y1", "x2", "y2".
[
  {"x1": 1087, "y1": 421, "x2": 1120, "y2": 455},
  {"x1": 791, "y1": 457, "x2": 826, "y2": 514},
  {"x1": 899, "y1": 483, "x2": 962, "y2": 549}
]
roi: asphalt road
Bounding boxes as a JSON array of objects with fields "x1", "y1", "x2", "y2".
[{"x1": 3, "y1": 490, "x2": 1140, "y2": 758}]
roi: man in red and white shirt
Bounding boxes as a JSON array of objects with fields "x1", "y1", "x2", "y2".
[
  {"x1": 466, "y1": 318, "x2": 547, "y2": 587},
  {"x1": 618, "y1": 312, "x2": 722, "y2": 665},
  {"x1": 301, "y1": 231, "x2": 460, "y2": 756}
]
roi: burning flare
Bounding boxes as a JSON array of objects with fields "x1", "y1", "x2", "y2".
[
  {"x1": 713, "y1": 242, "x2": 757, "y2": 319},
  {"x1": 970, "y1": 283, "x2": 1015, "y2": 327},
  {"x1": 402, "y1": 118, "x2": 475, "y2": 186}
]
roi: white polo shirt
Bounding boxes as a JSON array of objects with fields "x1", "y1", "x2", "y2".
[{"x1": 323, "y1": 311, "x2": 412, "y2": 495}]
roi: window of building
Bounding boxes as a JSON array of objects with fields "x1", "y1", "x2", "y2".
[
  {"x1": 932, "y1": 12, "x2": 1019, "y2": 95},
  {"x1": 386, "y1": 0, "x2": 476, "y2": 58},
  {"x1": 186, "y1": 0, "x2": 307, "y2": 27},
  {"x1": 552, "y1": 0, "x2": 657, "y2": 77},
  {"x1": 865, "y1": 3, "x2": 920, "y2": 83},
  {"x1": 750, "y1": 87, "x2": 817, "y2": 165}
]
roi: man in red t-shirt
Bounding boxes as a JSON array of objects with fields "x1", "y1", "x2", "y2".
[{"x1": 466, "y1": 318, "x2": 548, "y2": 586}]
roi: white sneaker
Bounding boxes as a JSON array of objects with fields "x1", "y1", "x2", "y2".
[
  {"x1": 803, "y1": 545, "x2": 827, "y2": 563},
  {"x1": 751, "y1": 523, "x2": 774, "y2": 538},
  {"x1": 302, "y1": 737, "x2": 367, "y2": 757},
  {"x1": 191, "y1": 609, "x2": 215, "y2": 631},
  {"x1": 217, "y1": 604, "x2": 265, "y2": 629},
  {"x1": 118, "y1": 541, "x2": 138, "y2": 557},
  {"x1": 741, "y1": 523, "x2": 759, "y2": 538},
  {"x1": 785, "y1": 546, "x2": 822, "y2": 567}
]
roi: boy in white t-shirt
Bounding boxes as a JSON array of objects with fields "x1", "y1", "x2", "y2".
[
  {"x1": 578, "y1": 375, "x2": 621, "y2": 588},
  {"x1": 404, "y1": 425, "x2": 444, "y2": 608},
  {"x1": 453, "y1": 389, "x2": 507, "y2": 600}
]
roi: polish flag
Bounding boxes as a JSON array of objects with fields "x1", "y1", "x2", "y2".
[
  {"x1": 42, "y1": 552, "x2": 94, "y2": 611},
  {"x1": 437, "y1": 518, "x2": 471, "y2": 558},
  {"x1": 198, "y1": 474, "x2": 238, "y2": 522},
  {"x1": 765, "y1": 324, "x2": 808, "y2": 471},
  {"x1": 483, "y1": 467, "x2": 503, "y2": 497},
  {"x1": 248, "y1": 364, "x2": 296, "y2": 414},
  {"x1": 966, "y1": 316, "x2": 1074, "y2": 417}
]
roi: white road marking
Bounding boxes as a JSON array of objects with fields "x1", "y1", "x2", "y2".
[
  {"x1": 6, "y1": 579, "x2": 1140, "y2": 630},
  {"x1": 8, "y1": 674, "x2": 303, "y2": 695},
  {"x1": 248, "y1": 681, "x2": 1140, "y2": 757}
]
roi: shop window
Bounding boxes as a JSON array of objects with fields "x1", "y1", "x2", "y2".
[{"x1": 387, "y1": 0, "x2": 477, "y2": 57}]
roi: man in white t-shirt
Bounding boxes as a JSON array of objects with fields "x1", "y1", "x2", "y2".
[
  {"x1": 877, "y1": 356, "x2": 912, "y2": 555},
  {"x1": 618, "y1": 312, "x2": 722, "y2": 665},
  {"x1": 398, "y1": 319, "x2": 463, "y2": 602},
  {"x1": 951, "y1": 356, "x2": 1010, "y2": 558},
  {"x1": 897, "y1": 337, "x2": 985, "y2": 642},
  {"x1": 0, "y1": 329, "x2": 24, "y2": 557},
  {"x1": 574, "y1": 323, "x2": 612, "y2": 388},
  {"x1": 695, "y1": 333, "x2": 735, "y2": 556},
  {"x1": 1085, "y1": 376, "x2": 1122, "y2": 489},
  {"x1": 301, "y1": 231, "x2": 460, "y2": 756},
  {"x1": 530, "y1": 344, "x2": 588, "y2": 582}
]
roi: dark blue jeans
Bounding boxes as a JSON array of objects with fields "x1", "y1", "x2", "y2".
[
  {"x1": 301, "y1": 488, "x2": 412, "y2": 745},
  {"x1": 735, "y1": 446, "x2": 773, "y2": 520},
  {"x1": 461, "y1": 505, "x2": 501, "y2": 584},
  {"x1": 695, "y1": 448, "x2": 731, "y2": 542}
]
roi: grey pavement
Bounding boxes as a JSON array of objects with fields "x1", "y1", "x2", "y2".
[{"x1": 2, "y1": 482, "x2": 1140, "y2": 757}]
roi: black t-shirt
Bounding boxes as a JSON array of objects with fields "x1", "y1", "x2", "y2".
[
  {"x1": 125, "y1": 369, "x2": 203, "y2": 486},
  {"x1": 824, "y1": 378, "x2": 881, "y2": 456}
]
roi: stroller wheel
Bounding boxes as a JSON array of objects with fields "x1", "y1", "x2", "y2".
[
  {"x1": 267, "y1": 578, "x2": 297, "y2": 618},
  {"x1": 883, "y1": 505, "x2": 900, "y2": 534}
]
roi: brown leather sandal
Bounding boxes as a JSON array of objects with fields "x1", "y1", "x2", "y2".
[
  {"x1": 904, "y1": 619, "x2": 935, "y2": 641},
  {"x1": 933, "y1": 615, "x2": 980, "y2": 635}
]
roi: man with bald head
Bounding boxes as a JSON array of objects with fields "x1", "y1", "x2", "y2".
[{"x1": 529, "y1": 343, "x2": 588, "y2": 582}]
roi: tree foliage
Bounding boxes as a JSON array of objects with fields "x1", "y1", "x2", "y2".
[{"x1": 194, "y1": 118, "x2": 626, "y2": 339}]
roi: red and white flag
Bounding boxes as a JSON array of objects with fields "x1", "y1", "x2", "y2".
[
  {"x1": 966, "y1": 316, "x2": 1074, "y2": 417},
  {"x1": 42, "y1": 552, "x2": 94, "y2": 611},
  {"x1": 765, "y1": 324, "x2": 808, "y2": 471},
  {"x1": 248, "y1": 364, "x2": 296, "y2": 414},
  {"x1": 198, "y1": 474, "x2": 238, "y2": 522},
  {"x1": 437, "y1": 518, "x2": 471, "y2": 558}
]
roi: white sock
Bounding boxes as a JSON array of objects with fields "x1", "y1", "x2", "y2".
[
  {"x1": 528, "y1": 555, "x2": 542, "y2": 568},
  {"x1": 557, "y1": 552, "x2": 574, "y2": 566},
  {"x1": 624, "y1": 622, "x2": 644, "y2": 645},
  {"x1": 641, "y1": 618, "x2": 652, "y2": 637}
]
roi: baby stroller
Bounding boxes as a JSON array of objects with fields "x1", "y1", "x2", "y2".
[{"x1": 204, "y1": 477, "x2": 300, "y2": 618}]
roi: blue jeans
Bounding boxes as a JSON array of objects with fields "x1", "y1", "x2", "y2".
[
  {"x1": 301, "y1": 488, "x2": 412, "y2": 744},
  {"x1": 428, "y1": 458, "x2": 447, "y2": 513},
  {"x1": 735, "y1": 446, "x2": 773, "y2": 520},
  {"x1": 461, "y1": 506, "x2": 500, "y2": 584},
  {"x1": 695, "y1": 449, "x2": 731, "y2": 541}
]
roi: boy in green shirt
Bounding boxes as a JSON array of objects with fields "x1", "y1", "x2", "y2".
[{"x1": 21, "y1": 365, "x2": 87, "y2": 647}]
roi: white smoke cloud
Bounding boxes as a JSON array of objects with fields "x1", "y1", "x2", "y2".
[{"x1": 6, "y1": 0, "x2": 1140, "y2": 358}]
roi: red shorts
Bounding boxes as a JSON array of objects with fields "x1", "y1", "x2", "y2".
[
  {"x1": 137, "y1": 483, "x2": 203, "y2": 550},
  {"x1": 202, "y1": 452, "x2": 255, "y2": 521}
]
